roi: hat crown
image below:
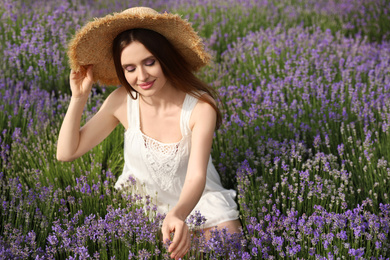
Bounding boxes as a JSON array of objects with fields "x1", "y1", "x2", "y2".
[{"x1": 121, "y1": 6, "x2": 159, "y2": 16}]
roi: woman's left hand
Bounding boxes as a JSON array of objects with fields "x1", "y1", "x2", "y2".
[{"x1": 162, "y1": 212, "x2": 190, "y2": 260}]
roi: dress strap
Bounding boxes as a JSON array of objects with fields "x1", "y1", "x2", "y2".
[
  {"x1": 127, "y1": 92, "x2": 140, "y2": 130},
  {"x1": 180, "y1": 93, "x2": 201, "y2": 136}
]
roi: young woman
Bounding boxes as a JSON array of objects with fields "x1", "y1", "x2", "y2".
[{"x1": 57, "y1": 7, "x2": 240, "y2": 260}]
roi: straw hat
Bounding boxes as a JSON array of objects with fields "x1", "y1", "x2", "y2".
[{"x1": 67, "y1": 7, "x2": 211, "y2": 86}]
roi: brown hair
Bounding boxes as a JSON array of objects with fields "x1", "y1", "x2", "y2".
[{"x1": 112, "y1": 28, "x2": 222, "y2": 129}]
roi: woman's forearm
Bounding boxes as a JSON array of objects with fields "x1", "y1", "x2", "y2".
[
  {"x1": 170, "y1": 174, "x2": 206, "y2": 220},
  {"x1": 56, "y1": 96, "x2": 88, "y2": 161}
]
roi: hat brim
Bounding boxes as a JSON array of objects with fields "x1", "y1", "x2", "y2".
[{"x1": 68, "y1": 7, "x2": 211, "y2": 86}]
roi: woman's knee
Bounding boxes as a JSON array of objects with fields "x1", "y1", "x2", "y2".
[{"x1": 216, "y1": 219, "x2": 242, "y2": 233}]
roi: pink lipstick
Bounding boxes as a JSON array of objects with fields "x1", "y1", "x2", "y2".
[{"x1": 138, "y1": 80, "x2": 154, "y2": 90}]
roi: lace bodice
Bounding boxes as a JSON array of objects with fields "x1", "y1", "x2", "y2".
[{"x1": 141, "y1": 133, "x2": 181, "y2": 191}]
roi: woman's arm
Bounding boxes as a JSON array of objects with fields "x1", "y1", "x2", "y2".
[
  {"x1": 162, "y1": 95, "x2": 217, "y2": 260},
  {"x1": 57, "y1": 66, "x2": 120, "y2": 161}
]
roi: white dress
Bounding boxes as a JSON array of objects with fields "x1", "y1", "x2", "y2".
[{"x1": 115, "y1": 92, "x2": 239, "y2": 229}]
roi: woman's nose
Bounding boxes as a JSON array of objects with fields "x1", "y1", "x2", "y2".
[{"x1": 138, "y1": 66, "x2": 149, "y2": 81}]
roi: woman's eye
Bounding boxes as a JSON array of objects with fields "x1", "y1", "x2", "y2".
[
  {"x1": 145, "y1": 59, "x2": 155, "y2": 66},
  {"x1": 125, "y1": 66, "x2": 135, "y2": 72}
]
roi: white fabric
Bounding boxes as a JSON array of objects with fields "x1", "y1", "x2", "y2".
[{"x1": 115, "y1": 92, "x2": 239, "y2": 228}]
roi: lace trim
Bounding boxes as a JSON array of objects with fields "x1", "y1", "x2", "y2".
[{"x1": 141, "y1": 133, "x2": 181, "y2": 191}]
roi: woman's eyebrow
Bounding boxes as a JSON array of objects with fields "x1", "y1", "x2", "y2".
[{"x1": 122, "y1": 55, "x2": 155, "y2": 68}]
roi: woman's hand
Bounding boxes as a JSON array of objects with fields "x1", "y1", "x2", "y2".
[
  {"x1": 70, "y1": 65, "x2": 94, "y2": 99},
  {"x1": 162, "y1": 212, "x2": 190, "y2": 260}
]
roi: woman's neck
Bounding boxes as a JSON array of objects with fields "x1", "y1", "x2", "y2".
[{"x1": 139, "y1": 82, "x2": 186, "y2": 109}]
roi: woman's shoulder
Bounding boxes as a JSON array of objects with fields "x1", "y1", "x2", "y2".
[
  {"x1": 188, "y1": 90, "x2": 215, "y2": 104},
  {"x1": 189, "y1": 91, "x2": 216, "y2": 110},
  {"x1": 199, "y1": 92, "x2": 216, "y2": 105},
  {"x1": 189, "y1": 92, "x2": 217, "y2": 129},
  {"x1": 106, "y1": 86, "x2": 128, "y2": 103},
  {"x1": 108, "y1": 86, "x2": 128, "y2": 98},
  {"x1": 100, "y1": 86, "x2": 128, "y2": 111},
  {"x1": 194, "y1": 96, "x2": 216, "y2": 114}
]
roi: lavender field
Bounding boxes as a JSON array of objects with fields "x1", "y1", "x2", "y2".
[{"x1": 1, "y1": 0, "x2": 390, "y2": 259}]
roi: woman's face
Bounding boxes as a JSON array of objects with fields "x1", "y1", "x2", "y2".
[{"x1": 121, "y1": 41, "x2": 168, "y2": 97}]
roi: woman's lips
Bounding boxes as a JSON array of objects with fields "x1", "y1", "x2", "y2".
[{"x1": 138, "y1": 80, "x2": 154, "y2": 90}]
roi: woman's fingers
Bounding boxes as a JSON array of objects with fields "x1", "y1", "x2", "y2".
[
  {"x1": 170, "y1": 224, "x2": 190, "y2": 259},
  {"x1": 169, "y1": 221, "x2": 185, "y2": 252},
  {"x1": 69, "y1": 65, "x2": 94, "y2": 98},
  {"x1": 169, "y1": 223, "x2": 182, "y2": 251},
  {"x1": 173, "y1": 232, "x2": 190, "y2": 259},
  {"x1": 162, "y1": 213, "x2": 191, "y2": 259},
  {"x1": 84, "y1": 65, "x2": 94, "y2": 87},
  {"x1": 86, "y1": 65, "x2": 94, "y2": 79},
  {"x1": 161, "y1": 223, "x2": 172, "y2": 246}
]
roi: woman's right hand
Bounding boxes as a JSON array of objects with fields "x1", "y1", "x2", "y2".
[
  {"x1": 162, "y1": 212, "x2": 190, "y2": 260},
  {"x1": 70, "y1": 65, "x2": 94, "y2": 99}
]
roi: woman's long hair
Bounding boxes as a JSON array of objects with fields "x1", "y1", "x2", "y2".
[{"x1": 112, "y1": 28, "x2": 222, "y2": 129}]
